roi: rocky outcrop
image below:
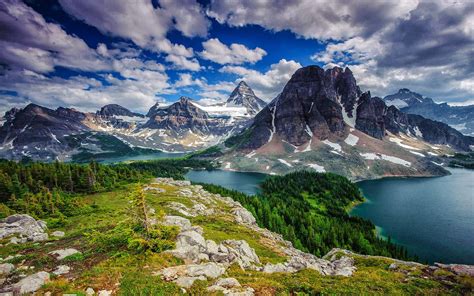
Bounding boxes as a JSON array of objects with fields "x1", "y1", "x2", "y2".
[
  {"x1": 97, "y1": 104, "x2": 144, "y2": 118},
  {"x1": 0, "y1": 214, "x2": 48, "y2": 243},
  {"x1": 153, "y1": 178, "x2": 358, "y2": 292},
  {"x1": 49, "y1": 248, "x2": 81, "y2": 260},
  {"x1": 226, "y1": 81, "x2": 267, "y2": 115},
  {"x1": 12, "y1": 271, "x2": 50, "y2": 294}
]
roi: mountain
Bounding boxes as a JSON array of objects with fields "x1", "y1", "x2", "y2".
[
  {"x1": 226, "y1": 81, "x2": 267, "y2": 115},
  {"x1": 0, "y1": 81, "x2": 258, "y2": 161},
  {"x1": 0, "y1": 104, "x2": 91, "y2": 160},
  {"x1": 384, "y1": 89, "x2": 474, "y2": 136},
  {"x1": 216, "y1": 65, "x2": 473, "y2": 180},
  {"x1": 97, "y1": 104, "x2": 145, "y2": 118}
]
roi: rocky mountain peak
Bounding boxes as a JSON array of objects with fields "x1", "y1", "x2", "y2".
[
  {"x1": 226, "y1": 81, "x2": 266, "y2": 115},
  {"x1": 98, "y1": 104, "x2": 144, "y2": 118},
  {"x1": 384, "y1": 88, "x2": 433, "y2": 109}
]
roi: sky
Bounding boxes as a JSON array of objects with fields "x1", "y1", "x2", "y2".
[{"x1": 0, "y1": 0, "x2": 473, "y2": 115}]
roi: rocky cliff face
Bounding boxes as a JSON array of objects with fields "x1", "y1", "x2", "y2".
[
  {"x1": 226, "y1": 81, "x2": 267, "y2": 115},
  {"x1": 231, "y1": 65, "x2": 473, "y2": 152},
  {"x1": 97, "y1": 104, "x2": 144, "y2": 118},
  {"x1": 384, "y1": 89, "x2": 474, "y2": 136},
  {"x1": 0, "y1": 104, "x2": 91, "y2": 159},
  {"x1": 235, "y1": 66, "x2": 361, "y2": 150}
]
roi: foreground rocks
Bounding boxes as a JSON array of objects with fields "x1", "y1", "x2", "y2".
[
  {"x1": 12, "y1": 271, "x2": 50, "y2": 294},
  {"x1": 0, "y1": 214, "x2": 48, "y2": 243}
]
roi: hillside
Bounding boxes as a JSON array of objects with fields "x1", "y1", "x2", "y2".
[{"x1": 0, "y1": 161, "x2": 472, "y2": 294}]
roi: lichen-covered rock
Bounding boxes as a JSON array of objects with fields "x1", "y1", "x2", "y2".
[
  {"x1": 0, "y1": 214, "x2": 48, "y2": 242},
  {"x1": 175, "y1": 275, "x2": 206, "y2": 288},
  {"x1": 51, "y1": 231, "x2": 65, "y2": 238},
  {"x1": 49, "y1": 248, "x2": 81, "y2": 260},
  {"x1": 232, "y1": 208, "x2": 256, "y2": 225},
  {"x1": 53, "y1": 265, "x2": 71, "y2": 275},
  {"x1": 435, "y1": 263, "x2": 474, "y2": 277},
  {"x1": 214, "y1": 277, "x2": 241, "y2": 288},
  {"x1": 162, "y1": 215, "x2": 192, "y2": 231},
  {"x1": 0, "y1": 263, "x2": 14, "y2": 276},
  {"x1": 219, "y1": 240, "x2": 260, "y2": 268},
  {"x1": 12, "y1": 271, "x2": 50, "y2": 294}
]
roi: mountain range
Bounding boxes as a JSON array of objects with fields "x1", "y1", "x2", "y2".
[
  {"x1": 0, "y1": 67, "x2": 472, "y2": 180},
  {"x1": 214, "y1": 66, "x2": 473, "y2": 180},
  {"x1": 384, "y1": 88, "x2": 474, "y2": 136}
]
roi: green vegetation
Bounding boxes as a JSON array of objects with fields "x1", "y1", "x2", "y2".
[
  {"x1": 447, "y1": 152, "x2": 474, "y2": 169},
  {"x1": 0, "y1": 158, "x2": 214, "y2": 219},
  {"x1": 199, "y1": 171, "x2": 412, "y2": 260},
  {"x1": 224, "y1": 126, "x2": 254, "y2": 148},
  {"x1": 87, "y1": 185, "x2": 178, "y2": 254}
]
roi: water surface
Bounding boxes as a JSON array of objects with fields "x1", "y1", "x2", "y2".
[
  {"x1": 185, "y1": 170, "x2": 268, "y2": 195},
  {"x1": 352, "y1": 168, "x2": 474, "y2": 264},
  {"x1": 99, "y1": 152, "x2": 185, "y2": 164}
]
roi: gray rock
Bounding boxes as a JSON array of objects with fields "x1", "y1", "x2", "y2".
[
  {"x1": 232, "y1": 208, "x2": 256, "y2": 225},
  {"x1": 49, "y1": 248, "x2": 81, "y2": 260},
  {"x1": 175, "y1": 275, "x2": 205, "y2": 288},
  {"x1": 0, "y1": 263, "x2": 14, "y2": 275},
  {"x1": 162, "y1": 216, "x2": 192, "y2": 231},
  {"x1": 331, "y1": 256, "x2": 356, "y2": 276},
  {"x1": 51, "y1": 231, "x2": 65, "y2": 238},
  {"x1": 86, "y1": 287, "x2": 95, "y2": 295},
  {"x1": 12, "y1": 271, "x2": 49, "y2": 294},
  {"x1": 435, "y1": 263, "x2": 474, "y2": 277},
  {"x1": 176, "y1": 230, "x2": 207, "y2": 251},
  {"x1": 215, "y1": 277, "x2": 241, "y2": 288},
  {"x1": 186, "y1": 262, "x2": 226, "y2": 278},
  {"x1": 220, "y1": 240, "x2": 260, "y2": 268},
  {"x1": 98, "y1": 290, "x2": 112, "y2": 296},
  {"x1": 0, "y1": 214, "x2": 48, "y2": 242},
  {"x1": 53, "y1": 265, "x2": 70, "y2": 275}
]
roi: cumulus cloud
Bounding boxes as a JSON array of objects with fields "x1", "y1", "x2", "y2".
[
  {"x1": 0, "y1": 0, "x2": 109, "y2": 73},
  {"x1": 207, "y1": 0, "x2": 417, "y2": 40},
  {"x1": 311, "y1": 1, "x2": 474, "y2": 103},
  {"x1": 200, "y1": 38, "x2": 267, "y2": 65},
  {"x1": 59, "y1": 0, "x2": 208, "y2": 70},
  {"x1": 220, "y1": 59, "x2": 302, "y2": 100}
]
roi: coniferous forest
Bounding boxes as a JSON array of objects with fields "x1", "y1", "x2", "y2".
[
  {"x1": 199, "y1": 171, "x2": 413, "y2": 261},
  {"x1": 0, "y1": 159, "x2": 411, "y2": 261}
]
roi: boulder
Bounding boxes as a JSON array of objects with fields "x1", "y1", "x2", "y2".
[
  {"x1": 12, "y1": 271, "x2": 50, "y2": 294},
  {"x1": 98, "y1": 290, "x2": 112, "y2": 296},
  {"x1": 0, "y1": 263, "x2": 15, "y2": 276},
  {"x1": 186, "y1": 262, "x2": 226, "y2": 278},
  {"x1": 51, "y1": 231, "x2": 65, "y2": 238},
  {"x1": 220, "y1": 240, "x2": 260, "y2": 268},
  {"x1": 232, "y1": 208, "x2": 256, "y2": 225},
  {"x1": 86, "y1": 287, "x2": 95, "y2": 295},
  {"x1": 214, "y1": 277, "x2": 241, "y2": 288},
  {"x1": 435, "y1": 263, "x2": 474, "y2": 277},
  {"x1": 331, "y1": 256, "x2": 356, "y2": 276},
  {"x1": 175, "y1": 275, "x2": 205, "y2": 288},
  {"x1": 53, "y1": 265, "x2": 71, "y2": 275},
  {"x1": 0, "y1": 214, "x2": 48, "y2": 242},
  {"x1": 162, "y1": 216, "x2": 192, "y2": 231},
  {"x1": 49, "y1": 248, "x2": 81, "y2": 260},
  {"x1": 176, "y1": 230, "x2": 207, "y2": 251}
]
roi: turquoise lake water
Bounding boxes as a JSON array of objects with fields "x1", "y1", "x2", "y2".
[{"x1": 186, "y1": 168, "x2": 474, "y2": 264}]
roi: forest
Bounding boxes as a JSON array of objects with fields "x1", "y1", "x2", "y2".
[
  {"x1": 0, "y1": 159, "x2": 412, "y2": 262},
  {"x1": 199, "y1": 171, "x2": 413, "y2": 261},
  {"x1": 0, "y1": 158, "x2": 213, "y2": 219}
]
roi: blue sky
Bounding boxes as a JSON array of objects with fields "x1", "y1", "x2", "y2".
[{"x1": 0, "y1": 0, "x2": 473, "y2": 114}]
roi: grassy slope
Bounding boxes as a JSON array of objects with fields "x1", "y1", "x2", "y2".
[{"x1": 1, "y1": 182, "x2": 472, "y2": 295}]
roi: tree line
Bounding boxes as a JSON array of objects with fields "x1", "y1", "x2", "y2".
[{"x1": 199, "y1": 171, "x2": 413, "y2": 261}]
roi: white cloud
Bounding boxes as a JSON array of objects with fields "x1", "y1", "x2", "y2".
[
  {"x1": 208, "y1": 0, "x2": 418, "y2": 40},
  {"x1": 59, "y1": 0, "x2": 208, "y2": 70},
  {"x1": 165, "y1": 55, "x2": 202, "y2": 71},
  {"x1": 220, "y1": 59, "x2": 302, "y2": 100},
  {"x1": 200, "y1": 38, "x2": 267, "y2": 65},
  {"x1": 311, "y1": 1, "x2": 474, "y2": 103},
  {"x1": 0, "y1": 0, "x2": 109, "y2": 73}
]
